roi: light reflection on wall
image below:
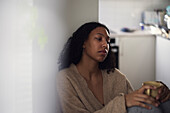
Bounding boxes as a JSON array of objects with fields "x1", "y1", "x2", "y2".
[
  {"x1": 1, "y1": 0, "x2": 69, "y2": 113},
  {"x1": 0, "y1": 0, "x2": 48, "y2": 113},
  {"x1": 15, "y1": 0, "x2": 34, "y2": 113}
]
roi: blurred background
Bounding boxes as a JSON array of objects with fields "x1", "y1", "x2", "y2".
[{"x1": 0, "y1": 0, "x2": 170, "y2": 113}]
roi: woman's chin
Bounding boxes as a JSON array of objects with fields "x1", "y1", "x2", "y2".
[{"x1": 97, "y1": 57, "x2": 106, "y2": 62}]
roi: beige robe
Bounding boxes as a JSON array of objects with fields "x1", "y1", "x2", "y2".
[{"x1": 56, "y1": 64, "x2": 134, "y2": 113}]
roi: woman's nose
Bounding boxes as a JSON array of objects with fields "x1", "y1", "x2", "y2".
[
  {"x1": 102, "y1": 40, "x2": 108, "y2": 48},
  {"x1": 103, "y1": 40, "x2": 107, "y2": 46}
]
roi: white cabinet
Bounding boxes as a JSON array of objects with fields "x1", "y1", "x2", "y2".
[
  {"x1": 117, "y1": 36, "x2": 156, "y2": 89},
  {"x1": 156, "y1": 36, "x2": 170, "y2": 88}
]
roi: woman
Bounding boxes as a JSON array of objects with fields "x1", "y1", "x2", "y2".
[{"x1": 57, "y1": 22, "x2": 170, "y2": 113}]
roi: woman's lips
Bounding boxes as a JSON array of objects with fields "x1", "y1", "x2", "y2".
[
  {"x1": 98, "y1": 49, "x2": 108, "y2": 54},
  {"x1": 101, "y1": 50, "x2": 106, "y2": 53}
]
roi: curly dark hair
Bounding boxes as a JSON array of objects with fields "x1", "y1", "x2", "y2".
[{"x1": 58, "y1": 22, "x2": 116, "y2": 73}]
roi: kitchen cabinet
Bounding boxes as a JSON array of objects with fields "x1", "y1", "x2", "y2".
[
  {"x1": 116, "y1": 35, "x2": 156, "y2": 89},
  {"x1": 156, "y1": 36, "x2": 170, "y2": 88}
]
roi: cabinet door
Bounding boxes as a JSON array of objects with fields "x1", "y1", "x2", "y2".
[
  {"x1": 156, "y1": 36, "x2": 170, "y2": 88},
  {"x1": 118, "y1": 36, "x2": 155, "y2": 89}
]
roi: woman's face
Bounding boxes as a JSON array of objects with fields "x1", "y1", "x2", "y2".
[{"x1": 83, "y1": 27, "x2": 110, "y2": 63}]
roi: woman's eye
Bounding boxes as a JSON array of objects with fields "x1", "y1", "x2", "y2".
[{"x1": 95, "y1": 37, "x2": 102, "y2": 41}]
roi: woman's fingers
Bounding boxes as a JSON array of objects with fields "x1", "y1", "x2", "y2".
[
  {"x1": 135, "y1": 101, "x2": 152, "y2": 110},
  {"x1": 157, "y1": 88, "x2": 166, "y2": 100},
  {"x1": 160, "y1": 90, "x2": 170, "y2": 103},
  {"x1": 156, "y1": 83, "x2": 170, "y2": 102},
  {"x1": 126, "y1": 81, "x2": 170, "y2": 109},
  {"x1": 125, "y1": 90, "x2": 159, "y2": 108},
  {"x1": 138, "y1": 85, "x2": 156, "y2": 94},
  {"x1": 134, "y1": 94, "x2": 159, "y2": 107},
  {"x1": 161, "y1": 95, "x2": 169, "y2": 103}
]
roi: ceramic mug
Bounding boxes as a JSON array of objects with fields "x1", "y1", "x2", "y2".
[{"x1": 142, "y1": 81, "x2": 163, "y2": 98}]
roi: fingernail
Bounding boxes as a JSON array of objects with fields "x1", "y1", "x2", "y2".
[
  {"x1": 156, "y1": 97, "x2": 159, "y2": 100},
  {"x1": 155, "y1": 104, "x2": 158, "y2": 107}
]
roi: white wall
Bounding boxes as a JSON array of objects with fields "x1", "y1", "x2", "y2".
[
  {"x1": 65, "y1": 0, "x2": 98, "y2": 36},
  {"x1": 99, "y1": 0, "x2": 170, "y2": 30},
  {"x1": 0, "y1": 1, "x2": 17, "y2": 113},
  {"x1": 0, "y1": 0, "x2": 67, "y2": 113}
]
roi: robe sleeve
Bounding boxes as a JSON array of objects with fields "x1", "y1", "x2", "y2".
[
  {"x1": 126, "y1": 78, "x2": 134, "y2": 94},
  {"x1": 56, "y1": 74, "x2": 90, "y2": 113}
]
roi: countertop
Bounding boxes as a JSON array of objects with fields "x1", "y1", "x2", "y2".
[
  {"x1": 110, "y1": 29, "x2": 155, "y2": 38},
  {"x1": 110, "y1": 28, "x2": 170, "y2": 40}
]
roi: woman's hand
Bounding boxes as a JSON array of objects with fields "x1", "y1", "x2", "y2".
[
  {"x1": 125, "y1": 85, "x2": 160, "y2": 109},
  {"x1": 156, "y1": 81, "x2": 170, "y2": 103}
]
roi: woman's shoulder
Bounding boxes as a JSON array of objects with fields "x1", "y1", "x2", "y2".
[
  {"x1": 57, "y1": 64, "x2": 76, "y2": 78},
  {"x1": 56, "y1": 64, "x2": 77, "y2": 87},
  {"x1": 114, "y1": 68, "x2": 126, "y2": 77},
  {"x1": 57, "y1": 63, "x2": 83, "y2": 84},
  {"x1": 57, "y1": 67, "x2": 72, "y2": 77},
  {"x1": 56, "y1": 64, "x2": 86, "y2": 93},
  {"x1": 102, "y1": 68, "x2": 132, "y2": 90}
]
